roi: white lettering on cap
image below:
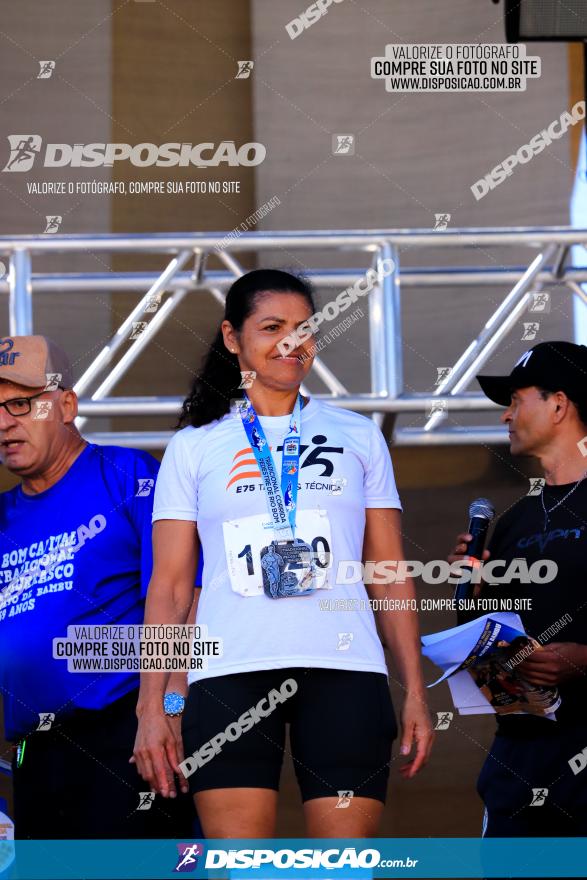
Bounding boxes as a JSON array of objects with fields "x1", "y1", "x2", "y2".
[{"x1": 515, "y1": 350, "x2": 533, "y2": 368}]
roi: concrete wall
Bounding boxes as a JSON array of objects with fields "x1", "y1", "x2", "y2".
[
  {"x1": 251, "y1": 0, "x2": 578, "y2": 405},
  {"x1": 109, "y1": 0, "x2": 257, "y2": 433},
  {"x1": 0, "y1": 0, "x2": 112, "y2": 379}
]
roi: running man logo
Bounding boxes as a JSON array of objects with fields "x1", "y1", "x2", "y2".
[
  {"x1": 529, "y1": 788, "x2": 548, "y2": 807},
  {"x1": 529, "y1": 292, "x2": 550, "y2": 313},
  {"x1": 144, "y1": 294, "x2": 162, "y2": 313},
  {"x1": 236, "y1": 60, "x2": 254, "y2": 79},
  {"x1": 336, "y1": 632, "x2": 354, "y2": 651},
  {"x1": 37, "y1": 61, "x2": 55, "y2": 79},
  {"x1": 137, "y1": 792, "x2": 155, "y2": 811},
  {"x1": 136, "y1": 478, "x2": 155, "y2": 497},
  {"x1": 332, "y1": 134, "x2": 355, "y2": 155},
  {"x1": 45, "y1": 373, "x2": 62, "y2": 391},
  {"x1": 130, "y1": 321, "x2": 148, "y2": 340},
  {"x1": 434, "y1": 711, "x2": 453, "y2": 730},
  {"x1": 32, "y1": 400, "x2": 53, "y2": 421},
  {"x1": 238, "y1": 370, "x2": 256, "y2": 389},
  {"x1": 44, "y1": 215, "x2": 62, "y2": 234},
  {"x1": 329, "y1": 476, "x2": 347, "y2": 496},
  {"x1": 36, "y1": 712, "x2": 55, "y2": 731},
  {"x1": 3, "y1": 135, "x2": 42, "y2": 172},
  {"x1": 435, "y1": 367, "x2": 452, "y2": 386},
  {"x1": 527, "y1": 477, "x2": 546, "y2": 496},
  {"x1": 433, "y1": 213, "x2": 451, "y2": 231},
  {"x1": 427, "y1": 399, "x2": 447, "y2": 418},
  {"x1": 174, "y1": 843, "x2": 204, "y2": 873},
  {"x1": 521, "y1": 322, "x2": 539, "y2": 342},
  {"x1": 230, "y1": 398, "x2": 251, "y2": 420}
]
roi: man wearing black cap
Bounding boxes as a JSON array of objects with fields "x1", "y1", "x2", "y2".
[
  {"x1": 0, "y1": 336, "x2": 198, "y2": 839},
  {"x1": 450, "y1": 340, "x2": 587, "y2": 838}
]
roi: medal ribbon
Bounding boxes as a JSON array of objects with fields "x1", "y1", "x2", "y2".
[{"x1": 238, "y1": 393, "x2": 302, "y2": 540}]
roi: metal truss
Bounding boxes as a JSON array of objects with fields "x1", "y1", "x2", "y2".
[{"x1": 1, "y1": 228, "x2": 586, "y2": 447}]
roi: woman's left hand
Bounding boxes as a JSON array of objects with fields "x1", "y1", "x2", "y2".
[{"x1": 398, "y1": 691, "x2": 434, "y2": 779}]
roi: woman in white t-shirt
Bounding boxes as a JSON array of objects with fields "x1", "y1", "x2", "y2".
[{"x1": 134, "y1": 269, "x2": 433, "y2": 838}]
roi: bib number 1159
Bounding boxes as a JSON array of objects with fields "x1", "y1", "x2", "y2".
[{"x1": 223, "y1": 509, "x2": 332, "y2": 597}]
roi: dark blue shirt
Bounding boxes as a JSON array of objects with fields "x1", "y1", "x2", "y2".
[{"x1": 0, "y1": 443, "x2": 200, "y2": 741}]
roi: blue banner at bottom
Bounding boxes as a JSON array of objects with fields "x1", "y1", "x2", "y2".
[{"x1": 0, "y1": 838, "x2": 586, "y2": 879}]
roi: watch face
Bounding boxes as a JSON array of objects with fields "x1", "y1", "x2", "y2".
[{"x1": 164, "y1": 692, "x2": 185, "y2": 715}]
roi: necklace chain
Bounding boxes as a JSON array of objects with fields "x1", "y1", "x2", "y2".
[{"x1": 540, "y1": 471, "x2": 587, "y2": 530}]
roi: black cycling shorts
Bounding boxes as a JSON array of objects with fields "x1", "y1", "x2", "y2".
[{"x1": 181, "y1": 667, "x2": 397, "y2": 802}]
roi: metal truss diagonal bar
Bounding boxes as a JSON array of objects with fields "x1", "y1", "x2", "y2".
[
  {"x1": 424, "y1": 244, "x2": 558, "y2": 432},
  {"x1": 74, "y1": 249, "x2": 194, "y2": 398}
]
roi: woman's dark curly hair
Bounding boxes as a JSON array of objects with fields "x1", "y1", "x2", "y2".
[{"x1": 178, "y1": 269, "x2": 315, "y2": 428}]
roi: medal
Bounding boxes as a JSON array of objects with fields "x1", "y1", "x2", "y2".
[
  {"x1": 238, "y1": 394, "x2": 316, "y2": 598},
  {"x1": 260, "y1": 538, "x2": 315, "y2": 598}
]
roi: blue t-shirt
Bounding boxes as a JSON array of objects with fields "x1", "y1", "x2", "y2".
[{"x1": 0, "y1": 443, "x2": 201, "y2": 742}]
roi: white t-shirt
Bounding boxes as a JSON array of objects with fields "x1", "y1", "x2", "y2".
[{"x1": 152, "y1": 397, "x2": 402, "y2": 684}]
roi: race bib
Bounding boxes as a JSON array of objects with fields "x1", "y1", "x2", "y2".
[{"x1": 223, "y1": 508, "x2": 332, "y2": 597}]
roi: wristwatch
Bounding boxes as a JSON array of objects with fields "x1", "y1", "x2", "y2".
[{"x1": 163, "y1": 692, "x2": 186, "y2": 717}]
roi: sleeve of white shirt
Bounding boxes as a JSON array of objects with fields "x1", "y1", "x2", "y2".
[
  {"x1": 152, "y1": 428, "x2": 199, "y2": 522},
  {"x1": 364, "y1": 421, "x2": 402, "y2": 510}
]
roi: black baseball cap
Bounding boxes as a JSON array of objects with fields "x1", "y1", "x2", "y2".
[{"x1": 477, "y1": 341, "x2": 587, "y2": 407}]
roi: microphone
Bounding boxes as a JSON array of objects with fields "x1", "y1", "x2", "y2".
[{"x1": 454, "y1": 498, "x2": 495, "y2": 623}]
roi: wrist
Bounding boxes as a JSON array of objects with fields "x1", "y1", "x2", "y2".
[
  {"x1": 166, "y1": 683, "x2": 188, "y2": 700},
  {"x1": 136, "y1": 697, "x2": 165, "y2": 719},
  {"x1": 404, "y1": 682, "x2": 427, "y2": 699}
]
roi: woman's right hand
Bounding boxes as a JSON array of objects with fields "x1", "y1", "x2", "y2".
[
  {"x1": 447, "y1": 533, "x2": 490, "y2": 566},
  {"x1": 131, "y1": 710, "x2": 188, "y2": 797}
]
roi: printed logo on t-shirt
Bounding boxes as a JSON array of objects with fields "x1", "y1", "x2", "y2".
[
  {"x1": 516, "y1": 525, "x2": 585, "y2": 552},
  {"x1": 226, "y1": 434, "x2": 343, "y2": 490}
]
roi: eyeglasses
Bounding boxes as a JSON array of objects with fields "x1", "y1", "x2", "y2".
[{"x1": 0, "y1": 388, "x2": 64, "y2": 417}]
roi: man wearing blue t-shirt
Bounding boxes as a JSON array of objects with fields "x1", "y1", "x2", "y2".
[{"x1": 0, "y1": 336, "x2": 197, "y2": 839}]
